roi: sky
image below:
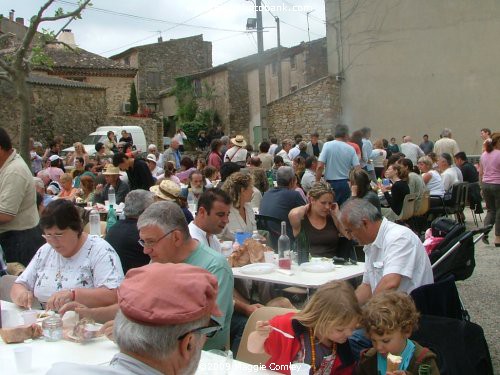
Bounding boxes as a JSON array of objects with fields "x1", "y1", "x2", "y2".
[{"x1": 7, "y1": 0, "x2": 327, "y2": 65}]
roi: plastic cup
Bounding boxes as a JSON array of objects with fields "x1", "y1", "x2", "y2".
[
  {"x1": 221, "y1": 241, "x2": 233, "y2": 257},
  {"x1": 264, "y1": 251, "x2": 275, "y2": 264},
  {"x1": 235, "y1": 232, "x2": 252, "y2": 245},
  {"x1": 104, "y1": 200, "x2": 110, "y2": 207},
  {"x1": 14, "y1": 346, "x2": 32, "y2": 373},
  {"x1": 21, "y1": 310, "x2": 38, "y2": 325},
  {"x1": 290, "y1": 363, "x2": 311, "y2": 375}
]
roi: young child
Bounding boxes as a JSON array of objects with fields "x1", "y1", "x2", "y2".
[
  {"x1": 356, "y1": 291, "x2": 440, "y2": 375},
  {"x1": 247, "y1": 281, "x2": 361, "y2": 375}
]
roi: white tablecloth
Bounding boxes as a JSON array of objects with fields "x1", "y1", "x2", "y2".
[
  {"x1": 1, "y1": 301, "x2": 277, "y2": 374},
  {"x1": 232, "y1": 262, "x2": 365, "y2": 289}
]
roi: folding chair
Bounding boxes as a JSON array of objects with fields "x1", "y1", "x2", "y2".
[
  {"x1": 255, "y1": 214, "x2": 292, "y2": 250},
  {"x1": 396, "y1": 193, "x2": 416, "y2": 224},
  {"x1": 236, "y1": 307, "x2": 297, "y2": 365}
]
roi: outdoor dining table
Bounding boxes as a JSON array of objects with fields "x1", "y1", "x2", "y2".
[
  {"x1": 232, "y1": 262, "x2": 365, "y2": 290},
  {"x1": 0, "y1": 300, "x2": 277, "y2": 374}
]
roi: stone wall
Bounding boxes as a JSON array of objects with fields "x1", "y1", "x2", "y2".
[
  {"x1": 227, "y1": 68, "x2": 250, "y2": 139},
  {"x1": 267, "y1": 76, "x2": 340, "y2": 140},
  {"x1": 86, "y1": 76, "x2": 134, "y2": 115},
  {"x1": 196, "y1": 70, "x2": 230, "y2": 134},
  {"x1": 0, "y1": 81, "x2": 107, "y2": 148},
  {"x1": 135, "y1": 35, "x2": 212, "y2": 106},
  {"x1": 106, "y1": 115, "x2": 163, "y2": 149}
]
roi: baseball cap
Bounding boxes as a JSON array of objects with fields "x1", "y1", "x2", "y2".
[
  {"x1": 117, "y1": 263, "x2": 222, "y2": 325},
  {"x1": 146, "y1": 154, "x2": 157, "y2": 163}
]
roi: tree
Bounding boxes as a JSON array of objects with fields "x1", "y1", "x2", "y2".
[
  {"x1": 0, "y1": 0, "x2": 91, "y2": 164},
  {"x1": 129, "y1": 81, "x2": 138, "y2": 115}
]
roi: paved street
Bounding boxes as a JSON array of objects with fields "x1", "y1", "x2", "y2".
[{"x1": 456, "y1": 210, "x2": 499, "y2": 372}]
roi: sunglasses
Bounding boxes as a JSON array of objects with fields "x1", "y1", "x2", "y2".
[{"x1": 178, "y1": 322, "x2": 222, "y2": 340}]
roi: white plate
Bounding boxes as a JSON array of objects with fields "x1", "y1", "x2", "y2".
[
  {"x1": 240, "y1": 263, "x2": 277, "y2": 275},
  {"x1": 300, "y1": 262, "x2": 335, "y2": 273}
]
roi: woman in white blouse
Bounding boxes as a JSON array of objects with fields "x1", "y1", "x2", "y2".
[
  {"x1": 220, "y1": 172, "x2": 256, "y2": 240},
  {"x1": 11, "y1": 200, "x2": 124, "y2": 311}
]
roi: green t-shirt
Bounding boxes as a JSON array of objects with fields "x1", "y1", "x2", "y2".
[{"x1": 185, "y1": 242, "x2": 234, "y2": 351}]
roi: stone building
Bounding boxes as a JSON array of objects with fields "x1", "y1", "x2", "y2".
[
  {"x1": 110, "y1": 35, "x2": 212, "y2": 114},
  {"x1": 161, "y1": 37, "x2": 332, "y2": 145},
  {"x1": 325, "y1": 0, "x2": 500, "y2": 154},
  {"x1": 0, "y1": 74, "x2": 107, "y2": 147}
]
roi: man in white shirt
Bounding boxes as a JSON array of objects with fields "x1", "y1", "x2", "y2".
[
  {"x1": 438, "y1": 153, "x2": 461, "y2": 192},
  {"x1": 400, "y1": 136, "x2": 425, "y2": 164},
  {"x1": 276, "y1": 139, "x2": 293, "y2": 166},
  {"x1": 340, "y1": 198, "x2": 433, "y2": 305},
  {"x1": 301, "y1": 156, "x2": 318, "y2": 193},
  {"x1": 433, "y1": 128, "x2": 460, "y2": 161}
]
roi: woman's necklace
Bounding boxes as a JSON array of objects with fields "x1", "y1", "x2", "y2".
[{"x1": 308, "y1": 328, "x2": 337, "y2": 373}]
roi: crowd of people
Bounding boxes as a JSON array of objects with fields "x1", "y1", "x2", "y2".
[{"x1": 0, "y1": 123, "x2": 498, "y2": 374}]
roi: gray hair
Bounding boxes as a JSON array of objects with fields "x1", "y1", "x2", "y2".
[
  {"x1": 124, "y1": 190, "x2": 155, "y2": 218},
  {"x1": 440, "y1": 152, "x2": 452, "y2": 166},
  {"x1": 137, "y1": 201, "x2": 190, "y2": 240},
  {"x1": 33, "y1": 177, "x2": 45, "y2": 190},
  {"x1": 276, "y1": 166, "x2": 295, "y2": 187},
  {"x1": 340, "y1": 198, "x2": 382, "y2": 228},
  {"x1": 114, "y1": 309, "x2": 208, "y2": 361},
  {"x1": 441, "y1": 128, "x2": 452, "y2": 138},
  {"x1": 220, "y1": 135, "x2": 229, "y2": 145},
  {"x1": 334, "y1": 124, "x2": 349, "y2": 138}
]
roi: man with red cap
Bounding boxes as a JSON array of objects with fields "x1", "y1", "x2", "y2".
[{"x1": 48, "y1": 263, "x2": 222, "y2": 374}]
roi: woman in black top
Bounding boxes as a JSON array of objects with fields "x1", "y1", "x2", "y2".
[
  {"x1": 381, "y1": 163, "x2": 410, "y2": 220},
  {"x1": 289, "y1": 182, "x2": 352, "y2": 258}
]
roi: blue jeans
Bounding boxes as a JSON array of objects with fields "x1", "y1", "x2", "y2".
[
  {"x1": 349, "y1": 328, "x2": 373, "y2": 361},
  {"x1": 327, "y1": 179, "x2": 351, "y2": 206}
]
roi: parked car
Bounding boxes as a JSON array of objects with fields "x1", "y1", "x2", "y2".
[{"x1": 63, "y1": 126, "x2": 147, "y2": 156}]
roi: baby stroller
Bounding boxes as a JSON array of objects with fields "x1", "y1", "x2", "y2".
[{"x1": 429, "y1": 218, "x2": 492, "y2": 283}]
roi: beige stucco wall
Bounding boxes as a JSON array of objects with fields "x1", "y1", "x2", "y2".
[{"x1": 326, "y1": 0, "x2": 500, "y2": 154}]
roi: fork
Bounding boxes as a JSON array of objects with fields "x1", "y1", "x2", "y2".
[{"x1": 269, "y1": 325, "x2": 294, "y2": 339}]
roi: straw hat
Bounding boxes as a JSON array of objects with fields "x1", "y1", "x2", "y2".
[
  {"x1": 146, "y1": 154, "x2": 157, "y2": 163},
  {"x1": 102, "y1": 165, "x2": 121, "y2": 175},
  {"x1": 231, "y1": 135, "x2": 247, "y2": 147},
  {"x1": 150, "y1": 180, "x2": 181, "y2": 201}
]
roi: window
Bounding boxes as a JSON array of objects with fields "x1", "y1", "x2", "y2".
[
  {"x1": 271, "y1": 61, "x2": 278, "y2": 76},
  {"x1": 146, "y1": 72, "x2": 161, "y2": 89},
  {"x1": 123, "y1": 56, "x2": 130, "y2": 66},
  {"x1": 290, "y1": 56, "x2": 296, "y2": 70},
  {"x1": 193, "y1": 79, "x2": 202, "y2": 97}
]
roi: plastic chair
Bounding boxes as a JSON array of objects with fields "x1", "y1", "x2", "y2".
[
  {"x1": 0, "y1": 275, "x2": 42, "y2": 308},
  {"x1": 411, "y1": 191, "x2": 430, "y2": 233},
  {"x1": 236, "y1": 306, "x2": 297, "y2": 365},
  {"x1": 255, "y1": 215, "x2": 291, "y2": 250}
]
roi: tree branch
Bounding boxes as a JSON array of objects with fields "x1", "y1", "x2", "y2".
[
  {"x1": 53, "y1": 16, "x2": 76, "y2": 39},
  {"x1": 0, "y1": 32, "x2": 15, "y2": 44},
  {"x1": 0, "y1": 58, "x2": 15, "y2": 75},
  {"x1": 39, "y1": 0, "x2": 92, "y2": 22},
  {"x1": 0, "y1": 73, "x2": 12, "y2": 83},
  {"x1": 45, "y1": 40, "x2": 78, "y2": 51}
]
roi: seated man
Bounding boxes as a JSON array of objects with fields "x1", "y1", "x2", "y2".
[
  {"x1": 48, "y1": 263, "x2": 222, "y2": 374},
  {"x1": 94, "y1": 165, "x2": 130, "y2": 205},
  {"x1": 259, "y1": 166, "x2": 306, "y2": 236},
  {"x1": 180, "y1": 170, "x2": 207, "y2": 201},
  {"x1": 340, "y1": 198, "x2": 433, "y2": 305}
]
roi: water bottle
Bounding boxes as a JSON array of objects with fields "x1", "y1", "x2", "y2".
[
  {"x1": 106, "y1": 205, "x2": 117, "y2": 232},
  {"x1": 89, "y1": 209, "x2": 101, "y2": 236},
  {"x1": 251, "y1": 230, "x2": 266, "y2": 245},
  {"x1": 278, "y1": 221, "x2": 291, "y2": 270},
  {"x1": 108, "y1": 185, "x2": 116, "y2": 207},
  {"x1": 42, "y1": 312, "x2": 63, "y2": 341}
]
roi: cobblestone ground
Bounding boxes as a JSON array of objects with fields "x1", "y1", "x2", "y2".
[{"x1": 456, "y1": 210, "x2": 499, "y2": 372}]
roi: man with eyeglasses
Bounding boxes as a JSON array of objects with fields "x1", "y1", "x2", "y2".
[{"x1": 48, "y1": 262, "x2": 221, "y2": 374}]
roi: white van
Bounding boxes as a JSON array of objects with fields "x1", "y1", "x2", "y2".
[{"x1": 63, "y1": 126, "x2": 147, "y2": 156}]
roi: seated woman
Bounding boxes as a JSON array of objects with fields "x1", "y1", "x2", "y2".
[
  {"x1": 220, "y1": 172, "x2": 256, "y2": 240},
  {"x1": 77, "y1": 175, "x2": 95, "y2": 204},
  {"x1": 289, "y1": 182, "x2": 352, "y2": 258},
  {"x1": 150, "y1": 179, "x2": 193, "y2": 223},
  {"x1": 417, "y1": 156, "x2": 445, "y2": 197},
  {"x1": 381, "y1": 163, "x2": 410, "y2": 221},
  {"x1": 349, "y1": 168, "x2": 381, "y2": 213},
  {"x1": 175, "y1": 156, "x2": 197, "y2": 183},
  {"x1": 58, "y1": 173, "x2": 79, "y2": 200},
  {"x1": 11, "y1": 200, "x2": 124, "y2": 311}
]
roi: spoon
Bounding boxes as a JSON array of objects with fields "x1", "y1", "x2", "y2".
[{"x1": 269, "y1": 325, "x2": 294, "y2": 339}]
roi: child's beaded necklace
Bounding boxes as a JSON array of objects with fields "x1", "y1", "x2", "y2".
[{"x1": 308, "y1": 328, "x2": 337, "y2": 373}]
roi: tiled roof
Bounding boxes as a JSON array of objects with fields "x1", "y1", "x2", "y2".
[
  {"x1": 43, "y1": 46, "x2": 137, "y2": 75},
  {"x1": 27, "y1": 74, "x2": 104, "y2": 89}
]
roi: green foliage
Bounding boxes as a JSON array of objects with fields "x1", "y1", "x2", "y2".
[
  {"x1": 129, "y1": 81, "x2": 138, "y2": 115},
  {"x1": 30, "y1": 45, "x2": 53, "y2": 67},
  {"x1": 181, "y1": 121, "x2": 207, "y2": 146},
  {"x1": 174, "y1": 77, "x2": 197, "y2": 123}
]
